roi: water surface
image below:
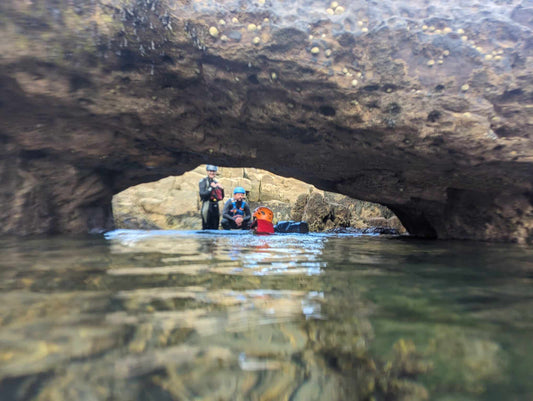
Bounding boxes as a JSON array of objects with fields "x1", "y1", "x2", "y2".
[{"x1": 1, "y1": 230, "x2": 532, "y2": 401}]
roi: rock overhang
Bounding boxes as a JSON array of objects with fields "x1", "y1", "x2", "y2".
[{"x1": 0, "y1": 0, "x2": 532, "y2": 242}]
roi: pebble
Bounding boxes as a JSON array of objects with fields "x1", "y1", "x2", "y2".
[{"x1": 209, "y1": 26, "x2": 219, "y2": 37}]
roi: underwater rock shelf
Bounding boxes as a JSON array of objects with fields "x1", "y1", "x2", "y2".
[{"x1": 0, "y1": 0, "x2": 532, "y2": 242}]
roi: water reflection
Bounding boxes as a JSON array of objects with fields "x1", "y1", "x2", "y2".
[
  {"x1": 1, "y1": 232, "x2": 533, "y2": 400},
  {"x1": 107, "y1": 229, "x2": 326, "y2": 276}
]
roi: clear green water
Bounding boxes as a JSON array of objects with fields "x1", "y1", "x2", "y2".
[{"x1": 1, "y1": 230, "x2": 532, "y2": 401}]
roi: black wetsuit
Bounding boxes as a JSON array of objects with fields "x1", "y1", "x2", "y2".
[
  {"x1": 199, "y1": 177, "x2": 224, "y2": 229},
  {"x1": 221, "y1": 198, "x2": 251, "y2": 230}
]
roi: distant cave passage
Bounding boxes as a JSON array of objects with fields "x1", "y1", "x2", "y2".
[{"x1": 112, "y1": 166, "x2": 406, "y2": 234}]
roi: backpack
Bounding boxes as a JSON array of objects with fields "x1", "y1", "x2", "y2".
[
  {"x1": 274, "y1": 221, "x2": 309, "y2": 234},
  {"x1": 210, "y1": 187, "x2": 224, "y2": 201}
]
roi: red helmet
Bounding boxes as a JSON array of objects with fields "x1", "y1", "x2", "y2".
[{"x1": 253, "y1": 207, "x2": 274, "y2": 222}]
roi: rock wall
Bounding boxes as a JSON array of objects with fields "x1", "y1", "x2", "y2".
[
  {"x1": 0, "y1": 0, "x2": 532, "y2": 242},
  {"x1": 113, "y1": 165, "x2": 405, "y2": 232}
]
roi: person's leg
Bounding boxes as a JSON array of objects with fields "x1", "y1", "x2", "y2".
[
  {"x1": 207, "y1": 203, "x2": 220, "y2": 229},
  {"x1": 221, "y1": 218, "x2": 232, "y2": 230},
  {"x1": 201, "y1": 202, "x2": 209, "y2": 229},
  {"x1": 222, "y1": 217, "x2": 242, "y2": 230}
]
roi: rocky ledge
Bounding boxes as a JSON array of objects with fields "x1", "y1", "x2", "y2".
[{"x1": 0, "y1": 0, "x2": 532, "y2": 242}]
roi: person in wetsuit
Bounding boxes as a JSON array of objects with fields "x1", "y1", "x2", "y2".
[
  {"x1": 250, "y1": 206, "x2": 275, "y2": 234},
  {"x1": 221, "y1": 187, "x2": 251, "y2": 230},
  {"x1": 199, "y1": 165, "x2": 224, "y2": 229}
]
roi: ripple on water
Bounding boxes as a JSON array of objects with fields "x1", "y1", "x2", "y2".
[{"x1": 105, "y1": 229, "x2": 331, "y2": 276}]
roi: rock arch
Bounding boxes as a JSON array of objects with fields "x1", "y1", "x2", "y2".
[{"x1": 0, "y1": 0, "x2": 532, "y2": 242}]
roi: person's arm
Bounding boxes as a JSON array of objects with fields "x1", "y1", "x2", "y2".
[
  {"x1": 222, "y1": 200, "x2": 233, "y2": 220},
  {"x1": 199, "y1": 178, "x2": 211, "y2": 201},
  {"x1": 242, "y1": 203, "x2": 252, "y2": 222}
]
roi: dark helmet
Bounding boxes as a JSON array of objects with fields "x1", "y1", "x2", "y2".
[
  {"x1": 206, "y1": 164, "x2": 218, "y2": 172},
  {"x1": 233, "y1": 186, "x2": 246, "y2": 194}
]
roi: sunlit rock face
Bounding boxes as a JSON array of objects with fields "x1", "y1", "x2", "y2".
[
  {"x1": 112, "y1": 165, "x2": 404, "y2": 232},
  {"x1": 0, "y1": 0, "x2": 532, "y2": 242}
]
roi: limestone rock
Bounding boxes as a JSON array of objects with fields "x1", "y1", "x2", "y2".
[
  {"x1": 113, "y1": 166, "x2": 399, "y2": 231},
  {"x1": 302, "y1": 192, "x2": 332, "y2": 232}
]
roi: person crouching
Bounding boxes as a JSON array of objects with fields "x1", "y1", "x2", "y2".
[
  {"x1": 221, "y1": 187, "x2": 251, "y2": 230},
  {"x1": 250, "y1": 206, "x2": 275, "y2": 235}
]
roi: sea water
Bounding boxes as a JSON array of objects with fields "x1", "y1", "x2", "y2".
[{"x1": 1, "y1": 230, "x2": 532, "y2": 401}]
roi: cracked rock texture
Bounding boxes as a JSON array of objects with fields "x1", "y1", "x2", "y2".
[{"x1": 0, "y1": 0, "x2": 532, "y2": 242}]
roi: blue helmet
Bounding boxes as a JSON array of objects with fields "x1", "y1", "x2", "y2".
[
  {"x1": 233, "y1": 186, "x2": 246, "y2": 194},
  {"x1": 206, "y1": 164, "x2": 218, "y2": 172}
]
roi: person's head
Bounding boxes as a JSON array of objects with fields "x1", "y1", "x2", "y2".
[
  {"x1": 233, "y1": 186, "x2": 246, "y2": 201},
  {"x1": 206, "y1": 165, "x2": 217, "y2": 178},
  {"x1": 253, "y1": 207, "x2": 274, "y2": 223}
]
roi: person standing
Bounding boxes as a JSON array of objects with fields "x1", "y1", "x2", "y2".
[
  {"x1": 199, "y1": 165, "x2": 224, "y2": 229},
  {"x1": 221, "y1": 187, "x2": 251, "y2": 230}
]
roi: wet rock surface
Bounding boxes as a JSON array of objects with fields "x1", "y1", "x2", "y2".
[{"x1": 0, "y1": 0, "x2": 532, "y2": 242}]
